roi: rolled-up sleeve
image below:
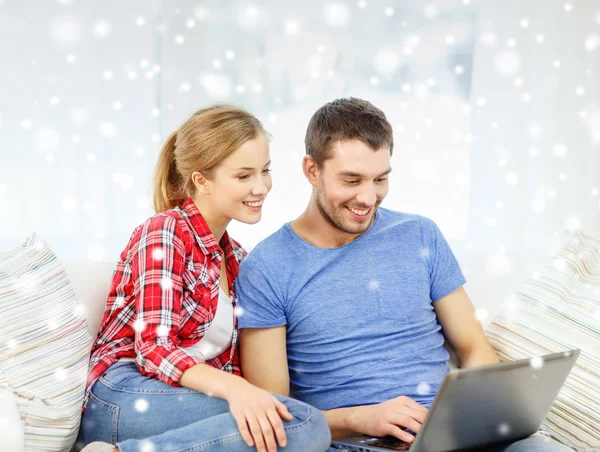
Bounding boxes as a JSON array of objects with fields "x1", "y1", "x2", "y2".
[{"x1": 130, "y1": 214, "x2": 205, "y2": 386}]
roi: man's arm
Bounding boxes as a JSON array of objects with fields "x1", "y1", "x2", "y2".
[
  {"x1": 240, "y1": 327, "x2": 426, "y2": 443},
  {"x1": 239, "y1": 326, "x2": 290, "y2": 396},
  {"x1": 433, "y1": 286, "x2": 500, "y2": 368},
  {"x1": 240, "y1": 327, "x2": 356, "y2": 438}
]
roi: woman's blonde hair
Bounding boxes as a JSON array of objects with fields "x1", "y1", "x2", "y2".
[{"x1": 153, "y1": 104, "x2": 267, "y2": 213}]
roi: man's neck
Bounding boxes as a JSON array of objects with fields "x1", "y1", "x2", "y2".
[{"x1": 292, "y1": 203, "x2": 373, "y2": 249}]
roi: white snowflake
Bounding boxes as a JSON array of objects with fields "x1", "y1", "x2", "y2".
[
  {"x1": 160, "y1": 277, "x2": 173, "y2": 290},
  {"x1": 66, "y1": 54, "x2": 76, "y2": 64},
  {"x1": 584, "y1": 33, "x2": 599, "y2": 51},
  {"x1": 504, "y1": 171, "x2": 518, "y2": 186},
  {"x1": 156, "y1": 325, "x2": 170, "y2": 337},
  {"x1": 480, "y1": 33, "x2": 497, "y2": 47},
  {"x1": 530, "y1": 356, "x2": 544, "y2": 369},
  {"x1": 423, "y1": 4, "x2": 439, "y2": 19},
  {"x1": 152, "y1": 248, "x2": 165, "y2": 261},
  {"x1": 70, "y1": 107, "x2": 88, "y2": 124},
  {"x1": 416, "y1": 382, "x2": 431, "y2": 395},
  {"x1": 194, "y1": 6, "x2": 210, "y2": 20},
  {"x1": 552, "y1": 143, "x2": 567, "y2": 158},
  {"x1": 324, "y1": 3, "x2": 351, "y2": 28},
  {"x1": 475, "y1": 308, "x2": 489, "y2": 323},
  {"x1": 374, "y1": 49, "x2": 400, "y2": 77},
  {"x1": 135, "y1": 16, "x2": 146, "y2": 27},
  {"x1": 174, "y1": 35, "x2": 185, "y2": 45},
  {"x1": 200, "y1": 73, "x2": 233, "y2": 98},
  {"x1": 99, "y1": 121, "x2": 117, "y2": 138},
  {"x1": 135, "y1": 399, "x2": 149, "y2": 413},
  {"x1": 52, "y1": 16, "x2": 81, "y2": 46},
  {"x1": 55, "y1": 368, "x2": 68, "y2": 381},
  {"x1": 61, "y1": 195, "x2": 77, "y2": 212},
  {"x1": 133, "y1": 319, "x2": 146, "y2": 333},
  {"x1": 93, "y1": 20, "x2": 111, "y2": 38},
  {"x1": 532, "y1": 199, "x2": 546, "y2": 213},
  {"x1": 553, "y1": 259, "x2": 567, "y2": 272},
  {"x1": 494, "y1": 50, "x2": 521, "y2": 76},
  {"x1": 285, "y1": 20, "x2": 301, "y2": 35},
  {"x1": 498, "y1": 422, "x2": 511, "y2": 435},
  {"x1": 33, "y1": 127, "x2": 60, "y2": 152}
]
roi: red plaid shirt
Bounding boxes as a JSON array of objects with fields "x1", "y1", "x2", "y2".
[{"x1": 85, "y1": 198, "x2": 246, "y2": 407}]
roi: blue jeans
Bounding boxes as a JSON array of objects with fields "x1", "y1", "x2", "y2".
[{"x1": 79, "y1": 361, "x2": 331, "y2": 452}]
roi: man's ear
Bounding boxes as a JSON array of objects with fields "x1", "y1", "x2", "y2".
[
  {"x1": 191, "y1": 171, "x2": 211, "y2": 195},
  {"x1": 302, "y1": 156, "x2": 320, "y2": 187}
]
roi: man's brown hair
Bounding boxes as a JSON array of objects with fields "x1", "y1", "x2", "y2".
[{"x1": 304, "y1": 97, "x2": 394, "y2": 167}]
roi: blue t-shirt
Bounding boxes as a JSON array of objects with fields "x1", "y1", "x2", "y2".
[{"x1": 236, "y1": 208, "x2": 466, "y2": 411}]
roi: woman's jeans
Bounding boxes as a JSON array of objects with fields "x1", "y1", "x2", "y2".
[{"x1": 79, "y1": 361, "x2": 331, "y2": 452}]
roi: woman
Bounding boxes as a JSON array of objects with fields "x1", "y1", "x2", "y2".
[{"x1": 80, "y1": 105, "x2": 331, "y2": 452}]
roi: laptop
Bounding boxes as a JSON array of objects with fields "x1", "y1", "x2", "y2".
[{"x1": 331, "y1": 349, "x2": 579, "y2": 452}]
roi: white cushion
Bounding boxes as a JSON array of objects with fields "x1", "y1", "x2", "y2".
[
  {"x1": 0, "y1": 234, "x2": 93, "y2": 451},
  {"x1": 0, "y1": 387, "x2": 24, "y2": 452},
  {"x1": 486, "y1": 230, "x2": 600, "y2": 451},
  {"x1": 60, "y1": 260, "x2": 115, "y2": 340}
]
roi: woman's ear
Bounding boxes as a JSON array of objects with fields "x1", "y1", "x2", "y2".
[
  {"x1": 191, "y1": 171, "x2": 210, "y2": 195},
  {"x1": 302, "y1": 156, "x2": 320, "y2": 187}
]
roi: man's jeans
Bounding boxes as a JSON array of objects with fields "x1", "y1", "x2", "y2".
[{"x1": 79, "y1": 361, "x2": 331, "y2": 452}]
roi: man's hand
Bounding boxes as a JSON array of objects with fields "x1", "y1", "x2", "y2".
[{"x1": 347, "y1": 396, "x2": 429, "y2": 443}]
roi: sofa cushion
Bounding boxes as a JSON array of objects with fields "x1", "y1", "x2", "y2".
[
  {"x1": 0, "y1": 386, "x2": 25, "y2": 452},
  {"x1": 486, "y1": 230, "x2": 600, "y2": 451},
  {"x1": 0, "y1": 233, "x2": 93, "y2": 451}
]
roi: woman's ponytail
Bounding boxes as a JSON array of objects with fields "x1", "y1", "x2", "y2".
[{"x1": 153, "y1": 131, "x2": 186, "y2": 213}]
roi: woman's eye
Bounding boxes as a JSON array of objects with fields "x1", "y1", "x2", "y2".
[
  {"x1": 238, "y1": 175, "x2": 250, "y2": 180},
  {"x1": 262, "y1": 168, "x2": 272, "y2": 174}
]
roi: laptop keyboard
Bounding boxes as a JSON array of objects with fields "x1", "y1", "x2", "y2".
[{"x1": 367, "y1": 437, "x2": 412, "y2": 451}]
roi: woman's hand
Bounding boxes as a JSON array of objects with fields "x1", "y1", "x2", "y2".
[{"x1": 225, "y1": 378, "x2": 294, "y2": 452}]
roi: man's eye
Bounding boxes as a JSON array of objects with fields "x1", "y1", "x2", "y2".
[
  {"x1": 376, "y1": 178, "x2": 388, "y2": 183},
  {"x1": 345, "y1": 180, "x2": 360, "y2": 185}
]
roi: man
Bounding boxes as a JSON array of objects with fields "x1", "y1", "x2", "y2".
[{"x1": 235, "y1": 97, "x2": 570, "y2": 451}]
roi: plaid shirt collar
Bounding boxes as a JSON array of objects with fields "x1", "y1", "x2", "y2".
[{"x1": 178, "y1": 197, "x2": 241, "y2": 276}]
